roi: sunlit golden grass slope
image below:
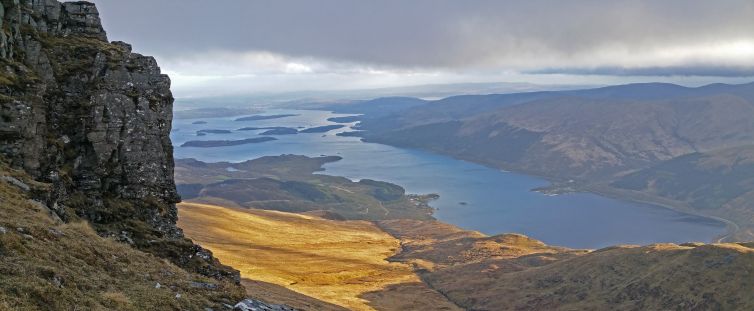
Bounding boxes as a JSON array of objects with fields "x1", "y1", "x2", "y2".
[{"x1": 177, "y1": 202, "x2": 460, "y2": 311}]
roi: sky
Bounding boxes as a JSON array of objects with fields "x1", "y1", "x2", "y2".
[{"x1": 88, "y1": 0, "x2": 754, "y2": 98}]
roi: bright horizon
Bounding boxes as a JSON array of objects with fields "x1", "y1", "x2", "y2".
[{"x1": 88, "y1": 0, "x2": 754, "y2": 98}]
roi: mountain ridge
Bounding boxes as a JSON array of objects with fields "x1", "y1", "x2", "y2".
[{"x1": 347, "y1": 81, "x2": 754, "y2": 241}]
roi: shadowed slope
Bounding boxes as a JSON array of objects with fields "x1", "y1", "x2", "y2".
[
  {"x1": 0, "y1": 167, "x2": 243, "y2": 310},
  {"x1": 379, "y1": 220, "x2": 754, "y2": 311}
]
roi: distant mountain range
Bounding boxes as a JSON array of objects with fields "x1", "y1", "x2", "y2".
[
  {"x1": 173, "y1": 81, "x2": 595, "y2": 112},
  {"x1": 343, "y1": 82, "x2": 754, "y2": 241}
]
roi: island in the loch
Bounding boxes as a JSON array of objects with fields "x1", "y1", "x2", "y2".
[
  {"x1": 299, "y1": 125, "x2": 346, "y2": 133},
  {"x1": 327, "y1": 115, "x2": 362, "y2": 123},
  {"x1": 336, "y1": 131, "x2": 365, "y2": 137},
  {"x1": 181, "y1": 137, "x2": 277, "y2": 148},
  {"x1": 238, "y1": 126, "x2": 293, "y2": 131},
  {"x1": 196, "y1": 129, "x2": 233, "y2": 135},
  {"x1": 260, "y1": 128, "x2": 299, "y2": 135},
  {"x1": 531, "y1": 180, "x2": 581, "y2": 196},
  {"x1": 174, "y1": 155, "x2": 436, "y2": 220},
  {"x1": 175, "y1": 107, "x2": 260, "y2": 119}
]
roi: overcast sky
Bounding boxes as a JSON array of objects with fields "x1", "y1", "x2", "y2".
[{"x1": 88, "y1": 0, "x2": 754, "y2": 98}]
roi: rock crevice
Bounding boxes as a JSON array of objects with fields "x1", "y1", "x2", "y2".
[{"x1": 0, "y1": 0, "x2": 239, "y2": 283}]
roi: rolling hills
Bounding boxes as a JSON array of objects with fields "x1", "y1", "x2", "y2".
[
  {"x1": 377, "y1": 220, "x2": 754, "y2": 311},
  {"x1": 359, "y1": 83, "x2": 754, "y2": 180},
  {"x1": 174, "y1": 155, "x2": 435, "y2": 220},
  {"x1": 349, "y1": 82, "x2": 754, "y2": 240},
  {"x1": 177, "y1": 199, "x2": 754, "y2": 311},
  {"x1": 612, "y1": 145, "x2": 754, "y2": 241}
]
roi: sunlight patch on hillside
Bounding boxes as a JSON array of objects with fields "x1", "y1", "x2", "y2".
[{"x1": 177, "y1": 203, "x2": 427, "y2": 310}]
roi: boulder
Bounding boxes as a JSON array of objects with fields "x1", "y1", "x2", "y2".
[{"x1": 234, "y1": 299, "x2": 297, "y2": 311}]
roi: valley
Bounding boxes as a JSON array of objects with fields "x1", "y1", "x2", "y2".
[
  {"x1": 352, "y1": 82, "x2": 754, "y2": 241},
  {"x1": 169, "y1": 82, "x2": 754, "y2": 309},
  {"x1": 170, "y1": 146, "x2": 752, "y2": 309},
  {"x1": 2, "y1": 1, "x2": 752, "y2": 310},
  {"x1": 171, "y1": 109, "x2": 726, "y2": 248},
  {"x1": 177, "y1": 193, "x2": 754, "y2": 311}
]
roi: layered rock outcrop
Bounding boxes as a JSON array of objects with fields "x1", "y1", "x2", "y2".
[{"x1": 0, "y1": 0, "x2": 239, "y2": 284}]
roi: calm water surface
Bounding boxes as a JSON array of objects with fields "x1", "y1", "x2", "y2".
[{"x1": 171, "y1": 109, "x2": 725, "y2": 249}]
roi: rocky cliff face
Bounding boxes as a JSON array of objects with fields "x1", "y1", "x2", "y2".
[{"x1": 0, "y1": 0, "x2": 238, "y2": 283}]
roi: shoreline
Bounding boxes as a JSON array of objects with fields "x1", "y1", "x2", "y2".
[
  {"x1": 175, "y1": 109, "x2": 738, "y2": 245},
  {"x1": 361, "y1": 136, "x2": 738, "y2": 244},
  {"x1": 582, "y1": 184, "x2": 738, "y2": 243}
]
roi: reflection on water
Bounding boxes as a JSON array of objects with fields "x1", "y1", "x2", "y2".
[{"x1": 171, "y1": 109, "x2": 725, "y2": 249}]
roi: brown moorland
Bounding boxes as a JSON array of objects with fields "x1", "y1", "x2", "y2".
[
  {"x1": 177, "y1": 202, "x2": 460, "y2": 311},
  {"x1": 0, "y1": 166, "x2": 243, "y2": 311},
  {"x1": 381, "y1": 220, "x2": 754, "y2": 311},
  {"x1": 177, "y1": 200, "x2": 754, "y2": 310}
]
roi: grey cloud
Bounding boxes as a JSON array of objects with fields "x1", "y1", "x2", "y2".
[
  {"x1": 530, "y1": 66, "x2": 754, "y2": 77},
  {"x1": 89, "y1": 0, "x2": 754, "y2": 71}
]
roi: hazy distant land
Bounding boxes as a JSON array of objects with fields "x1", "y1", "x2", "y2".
[
  {"x1": 235, "y1": 114, "x2": 298, "y2": 121},
  {"x1": 181, "y1": 137, "x2": 277, "y2": 147},
  {"x1": 174, "y1": 107, "x2": 261, "y2": 119}
]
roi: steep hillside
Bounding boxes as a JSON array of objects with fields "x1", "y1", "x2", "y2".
[
  {"x1": 362, "y1": 90, "x2": 754, "y2": 180},
  {"x1": 379, "y1": 220, "x2": 754, "y2": 311},
  {"x1": 352, "y1": 84, "x2": 754, "y2": 241},
  {"x1": 431, "y1": 242, "x2": 754, "y2": 311},
  {"x1": 177, "y1": 202, "x2": 462, "y2": 311},
  {"x1": 612, "y1": 145, "x2": 754, "y2": 240},
  {"x1": 0, "y1": 163, "x2": 243, "y2": 310}
]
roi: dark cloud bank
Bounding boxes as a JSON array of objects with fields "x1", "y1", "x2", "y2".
[{"x1": 87, "y1": 0, "x2": 754, "y2": 95}]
